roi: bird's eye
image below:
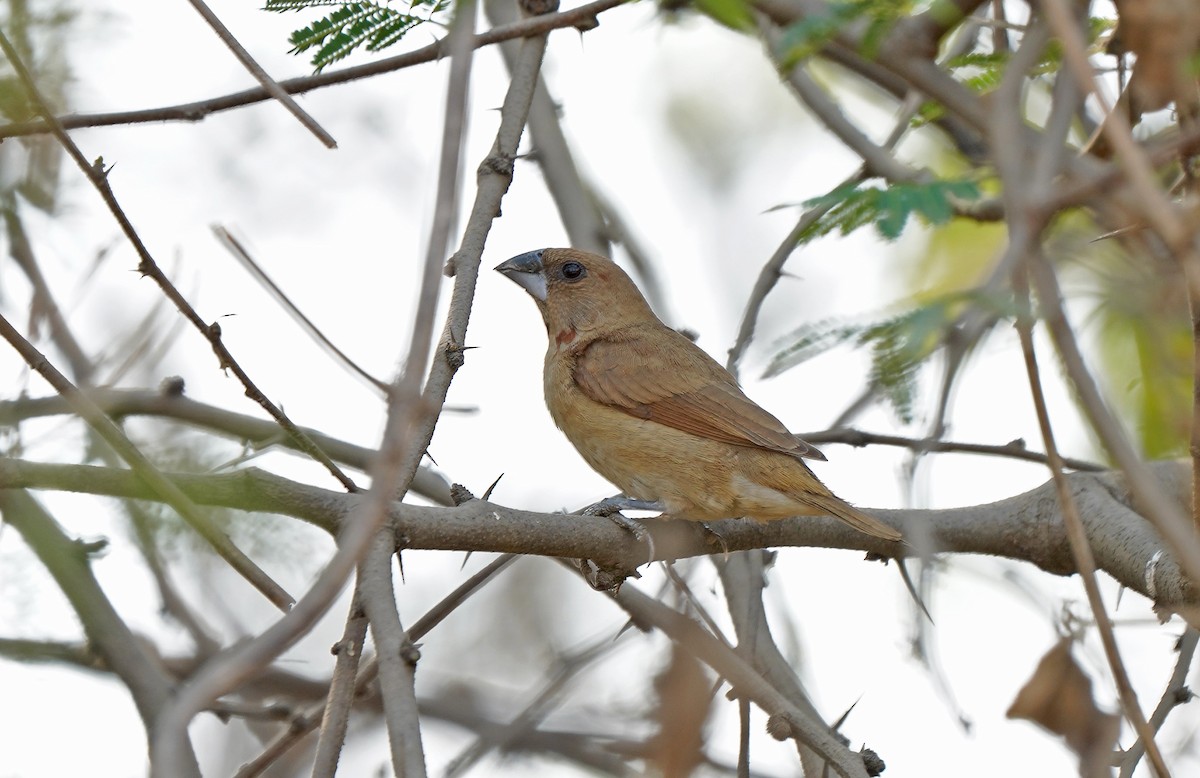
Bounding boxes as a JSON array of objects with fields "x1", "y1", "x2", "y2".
[{"x1": 560, "y1": 261, "x2": 586, "y2": 281}]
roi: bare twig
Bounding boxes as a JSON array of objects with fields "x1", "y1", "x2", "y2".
[
  {"x1": 773, "y1": 60, "x2": 917, "y2": 183},
  {"x1": 1016, "y1": 272, "x2": 1170, "y2": 778},
  {"x1": 0, "y1": 388, "x2": 453, "y2": 505},
  {"x1": 1119, "y1": 629, "x2": 1199, "y2": 778},
  {"x1": 1045, "y1": 119, "x2": 1200, "y2": 213},
  {"x1": 0, "y1": 0, "x2": 628, "y2": 140},
  {"x1": 3, "y1": 206, "x2": 224, "y2": 651},
  {"x1": 0, "y1": 25, "x2": 360, "y2": 495},
  {"x1": 236, "y1": 554, "x2": 518, "y2": 777},
  {"x1": 1039, "y1": 0, "x2": 1200, "y2": 543},
  {"x1": 717, "y1": 552, "x2": 838, "y2": 775},
  {"x1": 800, "y1": 426, "x2": 1104, "y2": 471},
  {"x1": 184, "y1": 0, "x2": 336, "y2": 147},
  {"x1": 607, "y1": 573, "x2": 871, "y2": 778},
  {"x1": 360, "y1": 534, "x2": 427, "y2": 777},
  {"x1": 443, "y1": 628, "x2": 625, "y2": 777},
  {"x1": 212, "y1": 226, "x2": 389, "y2": 394},
  {"x1": 1027, "y1": 255, "x2": 1200, "y2": 589},
  {"x1": 310, "y1": 590, "x2": 369, "y2": 778},
  {"x1": 485, "y1": 0, "x2": 608, "y2": 257},
  {"x1": 350, "y1": 4, "x2": 480, "y2": 764},
  {"x1": 128, "y1": 502, "x2": 221, "y2": 656},
  {"x1": 151, "y1": 0, "x2": 554, "y2": 767},
  {"x1": 725, "y1": 183, "x2": 852, "y2": 378},
  {"x1": 2, "y1": 207, "x2": 93, "y2": 381},
  {"x1": 0, "y1": 310, "x2": 294, "y2": 610},
  {"x1": 0, "y1": 490, "x2": 200, "y2": 773}
]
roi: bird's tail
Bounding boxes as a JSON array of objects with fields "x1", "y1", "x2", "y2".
[{"x1": 805, "y1": 494, "x2": 902, "y2": 542}]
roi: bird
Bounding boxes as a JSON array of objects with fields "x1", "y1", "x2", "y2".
[{"x1": 494, "y1": 247, "x2": 902, "y2": 542}]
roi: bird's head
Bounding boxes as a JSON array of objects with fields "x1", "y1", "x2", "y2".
[{"x1": 495, "y1": 248, "x2": 657, "y2": 344}]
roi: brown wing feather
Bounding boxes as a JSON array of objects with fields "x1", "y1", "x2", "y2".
[{"x1": 574, "y1": 329, "x2": 826, "y2": 461}]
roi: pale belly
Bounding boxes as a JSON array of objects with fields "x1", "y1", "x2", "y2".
[{"x1": 549, "y1": 396, "x2": 809, "y2": 521}]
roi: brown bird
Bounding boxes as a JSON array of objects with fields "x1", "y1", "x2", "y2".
[{"x1": 495, "y1": 247, "x2": 901, "y2": 542}]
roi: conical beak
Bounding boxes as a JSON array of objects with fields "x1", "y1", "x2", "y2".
[{"x1": 495, "y1": 249, "x2": 548, "y2": 302}]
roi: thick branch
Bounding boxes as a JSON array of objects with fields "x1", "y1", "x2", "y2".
[{"x1": 3, "y1": 456, "x2": 1192, "y2": 606}]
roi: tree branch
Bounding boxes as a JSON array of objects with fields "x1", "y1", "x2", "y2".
[
  {"x1": 0, "y1": 308, "x2": 295, "y2": 610},
  {"x1": 0, "y1": 0, "x2": 627, "y2": 140},
  {"x1": 0, "y1": 23, "x2": 360, "y2": 496},
  {"x1": 0, "y1": 388, "x2": 453, "y2": 505},
  {"x1": 608, "y1": 574, "x2": 870, "y2": 778},
  {"x1": 184, "y1": 0, "x2": 336, "y2": 147},
  {"x1": 361, "y1": 533, "x2": 428, "y2": 777},
  {"x1": 0, "y1": 490, "x2": 200, "y2": 773},
  {"x1": 3, "y1": 456, "x2": 1194, "y2": 608},
  {"x1": 237, "y1": 554, "x2": 517, "y2": 777}
]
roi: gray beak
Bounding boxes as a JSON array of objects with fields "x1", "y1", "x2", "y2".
[{"x1": 495, "y1": 249, "x2": 548, "y2": 302}]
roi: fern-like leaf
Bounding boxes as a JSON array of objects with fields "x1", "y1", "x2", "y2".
[
  {"x1": 766, "y1": 289, "x2": 1020, "y2": 424},
  {"x1": 802, "y1": 178, "x2": 981, "y2": 242},
  {"x1": 265, "y1": 0, "x2": 447, "y2": 72},
  {"x1": 776, "y1": 0, "x2": 911, "y2": 68}
]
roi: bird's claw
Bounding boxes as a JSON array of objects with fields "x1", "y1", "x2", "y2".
[
  {"x1": 606, "y1": 510, "x2": 656, "y2": 566},
  {"x1": 579, "y1": 498, "x2": 657, "y2": 566}
]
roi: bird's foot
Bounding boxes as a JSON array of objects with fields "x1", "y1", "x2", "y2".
[{"x1": 580, "y1": 497, "x2": 661, "y2": 565}]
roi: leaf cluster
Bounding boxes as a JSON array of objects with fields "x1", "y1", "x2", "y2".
[
  {"x1": 776, "y1": 0, "x2": 910, "y2": 69},
  {"x1": 801, "y1": 177, "x2": 982, "y2": 242},
  {"x1": 264, "y1": 0, "x2": 450, "y2": 72},
  {"x1": 766, "y1": 288, "x2": 1019, "y2": 424}
]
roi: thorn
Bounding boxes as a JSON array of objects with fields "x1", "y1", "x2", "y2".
[
  {"x1": 482, "y1": 473, "x2": 504, "y2": 501},
  {"x1": 614, "y1": 618, "x2": 638, "y2": 640},
  {"x1": 831, "y1": 696, "x2": 863, "y2": 731},
  {"x1": 896, "y1": 558, "x2": 934, "y2": 624}
]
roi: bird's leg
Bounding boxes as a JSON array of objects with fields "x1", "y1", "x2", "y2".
[
  {"x1": 587, "y1": 495, "x2": 665, "y2": 513},
  {"x1": 580, "y1": 495, "x2": 662, "y2": 564}
]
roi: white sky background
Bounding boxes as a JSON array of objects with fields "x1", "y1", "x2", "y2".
[{"x1": 0, "y1": 0, "x2": 1194, "y2": 776}]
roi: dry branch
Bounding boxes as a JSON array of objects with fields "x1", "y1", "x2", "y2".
[{"x1": 2, "y1": 455, "x2": 1194, "y2": 608}]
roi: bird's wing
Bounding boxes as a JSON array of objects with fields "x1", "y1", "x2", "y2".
[{"x1": 573, "y1": 330, "x2": 826, "y2": 461}]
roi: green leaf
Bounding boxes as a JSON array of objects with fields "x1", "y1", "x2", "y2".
[
  {"x1": 776, "y1": 0, "x2": 910, "y2": 67},
  {"x1": 801, "y1": 178, "x2": 982, "y2": 243},
  {"x1": 763, "y1": 321, "x2": 863, "y2": 379},
  {"x1": 266, "y1": 0, "x2": 446, "y2": 71},
  {"x1": 694, "y1": 0, "x2": 755, "y2": 32},
  {"x1": 766, "y1": 288, "x2": 1019, "y2": 424},
  {"x1": 777, "y1": 1, "x2": 870, "y2": 68}
]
